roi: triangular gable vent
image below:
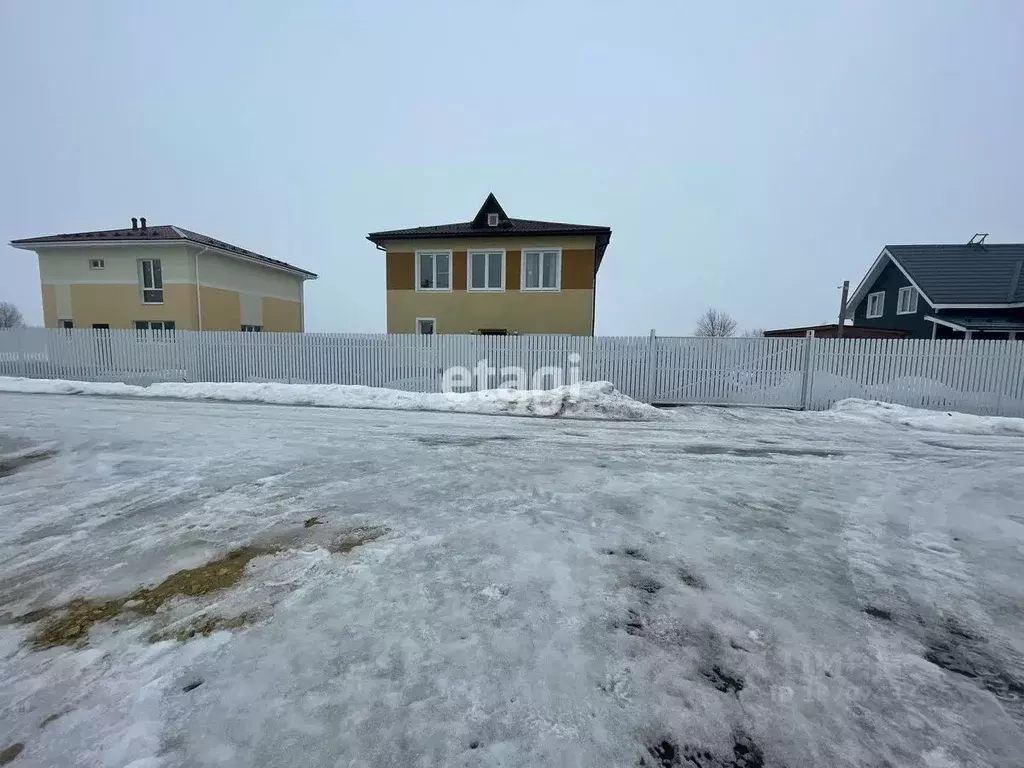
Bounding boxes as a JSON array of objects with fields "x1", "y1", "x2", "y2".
[{"x1": 471, "y1": 193, "x2": 510, "y2": 229}]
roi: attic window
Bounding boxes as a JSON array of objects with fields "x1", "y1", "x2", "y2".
[
  {"x1": 487, "y1": 213, "x2": 499, "y2": 227},
  {"x1": 89, "y1": 258, "x2": 105, "y2": 270}
]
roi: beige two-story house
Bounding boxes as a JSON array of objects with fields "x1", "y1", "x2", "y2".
[
  {"x1": 10, "y1": 219, "x2": 316, "y2": 331},
  {"x1": 367, "y1": 194, "x2": 611, "y2": 335}
]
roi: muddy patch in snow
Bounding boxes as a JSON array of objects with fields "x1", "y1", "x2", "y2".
[
  {"x1": 674, "y1": 443, "x2": 845, "y2": 460},
  {"x1": 16, "y1": 545, "x2": 280, "y2": 649},
  {"x1": 861, "y1": 605, "x2": 893, "y2": 622},
  {"x1": 919, "y1": 616, "x2": 1024, "y2": 703},
  {"x1": 326, "y1": 526, "x2": 389, "y2": 554},
  {"x1": 415, "y1": 434, "x2": 524, "y2": 447},
  {"x1": 677, "y1": 564, "x2": 708, "y2": 590},
  {"x1": 0, "y1": 445, "x2": 57, "y2": 478},
  {"x1": 15, "y1": 523, "x2": 389, "y2": 649},
  {"x1": 631, "y1": 575, "x2": 664, "y2": 597},
  {"x1": 701, "y1": 664, "x2": 745, "y2": 695},
  {"x1": 0, "y1": 743, "x2": 25, "y2": 766},
  {"x1": 641, "y1": 731, "x2": 768, "y2": 767}
]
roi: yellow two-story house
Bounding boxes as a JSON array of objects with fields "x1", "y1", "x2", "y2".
[
  {"x1": 368, "y1": 194, "x2": 611, "y2": 335},
  {"x1": 10, "y1": 218, "x2": 317, "y2": 331}
]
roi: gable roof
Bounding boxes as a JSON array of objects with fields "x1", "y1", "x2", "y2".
[
  {"x1": 367, "y1": 193, "x2": 613, "y2": 270},
  {"x1": 10, "y1": 224, "x2": 317, "y2": 279},
  {"x1": 847, "y1": 243, "x2": 1024, "y2": 314}
]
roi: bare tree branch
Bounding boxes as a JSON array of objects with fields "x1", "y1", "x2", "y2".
[
  {"x1": 741, "y1": 328, "x2": 765, "y2": 338},
  {"x1": 0, "y1": 302, "x2": 24, "y2": 329},
  {"x1": 694, "y1": 308, "x2": 737, "y2": 338}
]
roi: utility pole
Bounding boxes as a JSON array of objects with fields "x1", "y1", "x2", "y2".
[{"x1": 837, "y1": 280, "x2": 850, "y2": 338}]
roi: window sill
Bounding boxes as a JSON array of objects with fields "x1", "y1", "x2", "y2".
[
  {"x1": 521, "y1": 287, "x2": 561, "y2": 292},
  {"x1": 896, "y1": 310, "x2": 916, "y2": 316},
  {"x1": 141, "y1": 302, "x2": 165, "y2": 306},
  {"x1": 467, "y1": 287, "x2": 505, "y2": 293},
  {"x1": 414, "y1": 287, "x2": 452, "y2": 292},
  {"x1": 866, "y1": 314, "x2": 883, "y2": 320}
]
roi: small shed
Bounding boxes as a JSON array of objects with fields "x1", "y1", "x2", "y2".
[{"x1": 762, "y1": 324, "x2": 907, "y2": 339}]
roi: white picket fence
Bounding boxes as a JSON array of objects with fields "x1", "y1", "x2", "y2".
[{"x1": 2, "y1": 328, "x2": 1024, "y2": 416}]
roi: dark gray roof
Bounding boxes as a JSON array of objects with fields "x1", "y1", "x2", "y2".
[
  {"x1": 367, "y1": 217, "x2": 611, "y2": 240},
  {"x1": 925, "y1": 314, "x2": 1024, "y2": 332},
  {"x1": 887, "y1": 244, "x2": 1024, "y2": 304},
  {"x1": 367, "y1": 193, "x2": 612, "y2": 270},
  {"x1": 11, "y1": 225, "x2": 317, "y2": 278}
]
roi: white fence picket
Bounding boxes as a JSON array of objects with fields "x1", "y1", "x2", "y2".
[{"x1": 3, "y1": 328, "x2": 1024, "y2": 416}]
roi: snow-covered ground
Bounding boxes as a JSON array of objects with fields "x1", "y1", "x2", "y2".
[
  {"x1": 828, "y1": 397, "x2": 1024, "y2": 437},
  {"x1": 1, "y1": 393, "x2": 1023, "y2": 767},
  {"x1": 0, "y1": 377, "x2": 663, "y2": 422}
]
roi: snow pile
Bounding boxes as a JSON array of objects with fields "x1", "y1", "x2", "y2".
[
  {"x1": 0, "y1": 377, "x2": 663, "y2": 421},
  {"x1": 830, "y1": 398, "x2": 1024, "y2": 436}
]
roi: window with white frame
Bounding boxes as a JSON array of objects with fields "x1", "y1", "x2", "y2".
[
  {"x1": 135, "y1": 320, "x2": 175, "y2": 332},
  {"x1": 487, "y1": 212, "x2": 499, "y2": 227},
  {"x1": 866, "y1": 291, "x2": 885, "y2": 318},
  {"x1": 139, "y1": 259, "x2": 164, "y2": 303},
  {"x1": 89, "y1": 258, "x2": 105, "y2": 270},
  {"x1": 522, "y1": 249, "x2": 561, "y2": 290},
  {"x1": 241, "y1": 325, "x2": 262, "y2": 332},
  {"x1": 469, "y1": 251, "x2": 504, "y2": 290},
  {"x1": 897, "y1": 286, "x2": 918, "y2": 315},
  {"x1": 417, "y1": 251, "x2": 451, "y2": 290},
  {"x1": 416, "y1": 317, "x2": 436, "y2": 335}
]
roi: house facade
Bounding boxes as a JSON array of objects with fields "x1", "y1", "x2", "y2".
[
  {"x1": 846, "y1": 239, "x2": 1024, "y2": 339},
  {"x1": 10, "y1": 220, "x2": 317, "y2": 331},
  {"x1": 367, "y1": 194, "x2": 611, "y2": 335}
]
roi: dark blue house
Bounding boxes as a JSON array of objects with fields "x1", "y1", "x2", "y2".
[{"x1": 845, "y1": 237, "x2": 1024, "y2": 339}]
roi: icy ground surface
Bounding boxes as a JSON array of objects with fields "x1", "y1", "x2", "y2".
[{"x1": 1, "y1": 394, "x2": 1023, "y2": 767}]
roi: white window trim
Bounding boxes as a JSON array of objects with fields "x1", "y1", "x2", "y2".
[
  {"x1": 520, "y1": 247, "x2": 562, "y2": 292},
  {"x1": 866, "y1": 291, "x2": 885, "y2": 319},
  {"x1": 487, "y1": 212, "x2": 499, "y2": 227},
  {"x1": 89, "y1": 258, "x2": 105, "y2": 270},
  {"x1": 139, "y1": 258, "x2": 164, "y2": 305},
  {"x1": 414, "y1": 250, "x2": 453, "y2": 292},
  {"x1": 897, "y1": 286, "x2": 918, "y2": 315},
  {"x1": 415, "y1": 317, "x2": 437, "y2": 335},
  {"x1": 467, "y1": 250, "x2": 506, "y2": 292}
]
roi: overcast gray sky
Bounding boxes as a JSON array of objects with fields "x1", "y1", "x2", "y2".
[{"x1": 2, "y1": 1, "x2": 1022, "y2": 334}]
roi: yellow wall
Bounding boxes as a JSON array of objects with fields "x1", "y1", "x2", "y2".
[
  {"x1": 198, "y1": 286, "x2": 241, "y2": 331},
  {"x1": 262, "y1": 297, "x2": 304, "y2": 332},
  {"x1": 65, "y1": 284, "x2": 198, "y2": 329},
  {"x1": 382, "y1": 236, "x2": 598, "y2": 334},
  {"x1": 386, "y1": 290, "x2": 595, "y2": 334},
  {"x1": 41, "y1": 285, "x2": 57, "y2": 327},
  {"x1": 31, "y1": 244, "x2": 310, "y2": 331}
]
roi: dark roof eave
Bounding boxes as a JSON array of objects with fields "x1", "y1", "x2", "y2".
[
  {"x1": 366, "y1": 227, "x2": 611, "y2": 244},
  {"x1": 11, "y1": 234, "x2": 317, "y2": 279}
]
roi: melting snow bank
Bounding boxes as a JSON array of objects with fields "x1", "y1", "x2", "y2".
[
  {"x1": 0, "y1": 377, "x2": 663, "y2": 421},
  {"x1": 829, "y1": 398, "x2": 1024, "y2": 436}
]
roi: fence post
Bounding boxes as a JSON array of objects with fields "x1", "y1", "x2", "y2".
[
  {"x1": 15, "y1": 327, "x2": 28, "y2": 378},
  {"x1": 996, "y1": 339, "x2": 1017, "y2": 417},
  {"x1": 799, "y1": 329, "x2": 816, "y2": 410},
  {"x1": 644, "y1": 329, "x2": 657, "y2": 404}
]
